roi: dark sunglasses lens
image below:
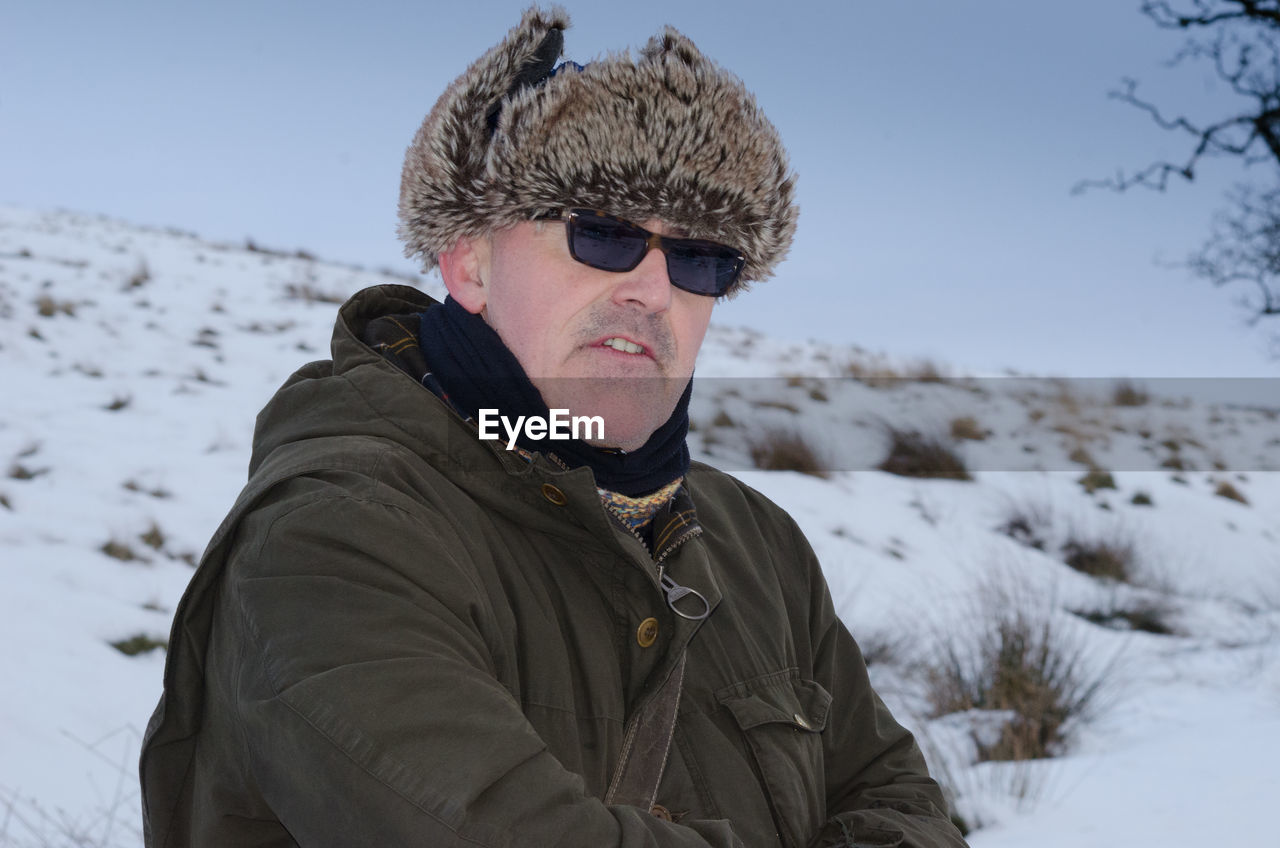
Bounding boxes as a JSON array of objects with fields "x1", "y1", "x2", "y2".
[
  {"x1": 664, "y1": 241, "x2": 743, "y2": 296},
  {"x1": 568, "y1": 216, "x2": 647, "y2": 272}
]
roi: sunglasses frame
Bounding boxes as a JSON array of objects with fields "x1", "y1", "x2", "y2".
[{"x1": 537, "y1": 208, "x2": 746, "y2": 297}]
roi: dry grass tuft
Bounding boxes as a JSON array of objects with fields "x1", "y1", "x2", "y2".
[
  {"x1": 997, "y1": 501, "x2": 1053, "y2": 551},
  {"x1": 284, "y1": 282, "x2": 346, "y2": 304},
  {"x1": 845, "y1": 357, "x2": 950, "y2": 387},
  {"x1": 7, "y1": 462, "x2": 48, "y2": 481},
  {"x1": 843, "y1": 360, "x2": 905, "y2": 387},
  {"x1": 855, "y1": 629, "x2": 907, "y2": 668},
  {"x1": 751, "y1": 399, "x2": 801, "y2": 414},
  {"x1": 925, "y1": 583, "x2": 1112, "y2": 762},
  {"x1": 949, "y1": 416, "x2": 987, "y2": 441},
  {"x1": 1214, "y1": 480, "x2": 1249, "y2": 505},
  {"x1": 878, "y1": 426, "x2": 971, "y2": 481},
  {"x1": 1067, "y1": 445, "x2": 1094, "y2": 467},
  {"x1": 100, "y1": 539, "x2": 138, "y2": 562},
  {"x1": 909, "y1": 359, "x2": 949, "y2": 383},
  {"x1": 1077, "y1": 468, "x2": 1117, "y2": 494},
  {"x1": 34, "y1": 294, "x2": 76, "y2": 317},
  {"x1": 1111, "y1": 380, "x2": 1150, "y2": 407},
  {"x1": 748, "y1": 429, "x2": 829, "y2": 479},
  {"x1": 1071, "y1": 596, "x2": 1176, "y2": 636},
  {"x1": 125, "y1": 259, "x2": 151, "y2": 290},
  {"x1": 123, "y1": 479, "x2": 172, "y2": 499},
  {"x1": 139, "y1": 523, "x2": 166, "y2": 551},
  {"x1": 1061, "y1": 534, "x2": 1136, "y2": 582},
  {"x1": 110, "y1": 633, "x2": 167, "y2": 656}
]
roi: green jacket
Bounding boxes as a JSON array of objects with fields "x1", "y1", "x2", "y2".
[{"x1": 140, "y1": 285, "x2": 966, "y2": 848}]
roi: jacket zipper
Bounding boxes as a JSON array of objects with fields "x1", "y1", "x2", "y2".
[{"x1": 604, "y1": 502, "x2": 708, "y2": 620}]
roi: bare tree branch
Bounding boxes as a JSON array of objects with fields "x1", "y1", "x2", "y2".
[
  {"x1": 1142, "y1": 0, "x2": 1280, "y2": 29},
  {"x1": 1071, "y1": 78, "x2": 1262, "y2": 193},
  {"x1": 1085, "y1": 1, "x2": 1280, "y2": 351}
]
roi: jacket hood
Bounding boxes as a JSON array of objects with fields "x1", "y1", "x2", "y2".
[
  {"x1": 248, "y1": 284, "x2": 443, "y2": 473},
  {"x1": 248, "y1": 284, "x2": 609, "y2": 530}
]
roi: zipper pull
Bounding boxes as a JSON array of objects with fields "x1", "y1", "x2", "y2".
[{"x1": 658, "y1": 567, "x2": 710, "y2": 621}]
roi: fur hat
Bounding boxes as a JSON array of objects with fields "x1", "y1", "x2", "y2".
[{"x1": 397, "y1": 5, "x2": 798, "y2": 290}]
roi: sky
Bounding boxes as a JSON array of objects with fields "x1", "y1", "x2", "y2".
[{"x1": 5, "y1": 0, "x2": 1280, "y2": 379}]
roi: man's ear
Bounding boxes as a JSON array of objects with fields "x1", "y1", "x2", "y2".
[{"x1": 438, "y1": 235, "x2": 491, "y2": 315}]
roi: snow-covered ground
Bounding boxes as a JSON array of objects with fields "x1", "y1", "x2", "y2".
[{"x1": 1, "y1": 206, "x2": 1277, "y2": 847}]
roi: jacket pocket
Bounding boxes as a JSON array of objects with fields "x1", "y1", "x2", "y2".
[{"x1": 717, "y1": 671, "x2": 832, "y2": 848}]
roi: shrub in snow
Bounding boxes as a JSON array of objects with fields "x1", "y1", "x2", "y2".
[
  {"x1": 1111, "y1": 379, "x2": 1150, "y2": 407},
  {"x1": 34, "y1": 294, "x2": 76, "y2": 317},
  {"x1": 1076, "y1": 468, "x2": 1116, "y2": 494},
  {"x1": 1067, "y1": 445, "x2": 1094, "y2": 467},
  {"x1": 125, "y1": 259, "x2": 151, "y2": 290},
  {"x1": 100, "y1": 539, "x2": 139, "y2": 562},
  {"x1": 924, "y1": 582, "x2": 1111, "y2": 763},
  {"x1": 748, "y1": 428, "x2": 829, "y2": 479},
  {"x1": 1070, "y1": 593, "x2": 1176, "y2": 636},
  {"x1": 996, "y1": 500, "x2": 1054, "y2": 551},
  {"x1": 7, "y1": 461, "x2": 47, "y2": 480},
  {"x1": 711, "y1": 409, "x2": 734, "y2": 428},
  {"x1": 1061, "y1": 533, "x2": 1136, "y2": 582},
  {"x1": 1214, "y1": 480, "x2": 1249, "y2": 505},
  {"x1": 140, "y1": 522, "x2": 166, "y2": 551},
  {"x1": 877, "y1": 426, "x2": 971, "y2": 481},
  {"x1": 949, "y1": 416, "x2": 987, "y2": 441},
  {"x1": 110, "y1": 633, "x2": 167, "y2": 656},
  {"x1": 853, "y1": 628, "x2": 906, "y2": 668}
]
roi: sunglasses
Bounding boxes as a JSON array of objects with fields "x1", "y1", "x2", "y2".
[{"x1": 537, "y1": 209, "x2": 745, "y2": 297}]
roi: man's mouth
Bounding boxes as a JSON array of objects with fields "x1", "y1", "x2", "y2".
[{"x1": 600, "y1": 337, "x2": 647, "y2": 356}]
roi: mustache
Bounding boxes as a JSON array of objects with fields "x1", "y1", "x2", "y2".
[{"x1": 575, "y1": 305, "x2": 676, "y2": 366}]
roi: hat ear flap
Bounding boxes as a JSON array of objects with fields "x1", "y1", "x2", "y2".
[
  {"x1": 399, "y1": 6, "x2": 569, "y2": 271},
  {"x1": 485, "y1": 26, "x2": 564, "y2": 137},
  {"x1": 639, "y1": 26, "x2": 704, "y2": 68}
]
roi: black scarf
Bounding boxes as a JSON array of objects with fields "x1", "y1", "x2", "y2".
[{"x1": 417, "y1": 296, "x2": 691, "y2": 497}]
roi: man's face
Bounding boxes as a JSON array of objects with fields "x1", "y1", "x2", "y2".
[{"x1": 465, "y1": 217, "x2": 715, "y2": 452}]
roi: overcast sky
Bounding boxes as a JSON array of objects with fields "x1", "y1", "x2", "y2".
[{"x1": 5, "y1": 0, "x2": 1279, "y2": 379}]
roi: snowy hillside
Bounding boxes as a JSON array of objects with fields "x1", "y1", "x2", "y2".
[{"x1": 1, "y1": 207, "x2": 1278, "y2": 847}]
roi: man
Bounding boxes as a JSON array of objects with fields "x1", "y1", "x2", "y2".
[{"x1": 140, "y1": 8, "x2": 968, "y2": 847}]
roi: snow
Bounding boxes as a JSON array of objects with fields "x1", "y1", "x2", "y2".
[{"x1": 1, "y1": 206, "x2": 1278, "y2": 846}]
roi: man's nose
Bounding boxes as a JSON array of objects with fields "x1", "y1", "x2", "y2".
[{"x1": 610, "y1": 245, "x2": 673, "y2": 312}]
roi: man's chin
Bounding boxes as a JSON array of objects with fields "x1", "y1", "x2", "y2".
[
  {"x1": 576, "y1": 406, "x2": 666, "y2": 452},
  {"x1": 535, "y1": 377, "x2": 686, "y2": 452}
]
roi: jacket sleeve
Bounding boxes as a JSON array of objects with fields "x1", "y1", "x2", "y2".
[
  {"x1": 217, "y1": 487, "x2": 744, "y2": 848},
  {"x1": 787, "y1": 522, "x2": 969, "y2": 848}
]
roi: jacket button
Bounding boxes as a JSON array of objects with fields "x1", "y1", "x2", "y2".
[
  {"x1": 636, "y1": 617, "x2": 659, "y2": 647},
  {"x1": 540, "y1": 483, "x2": 567, "y2": 506},
  {"x1": 650, "y1": 804, "x2": 673, "y2": 821},
  {"x1": 793, "y1": 712, "x2": 812, "y2": 730}
]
